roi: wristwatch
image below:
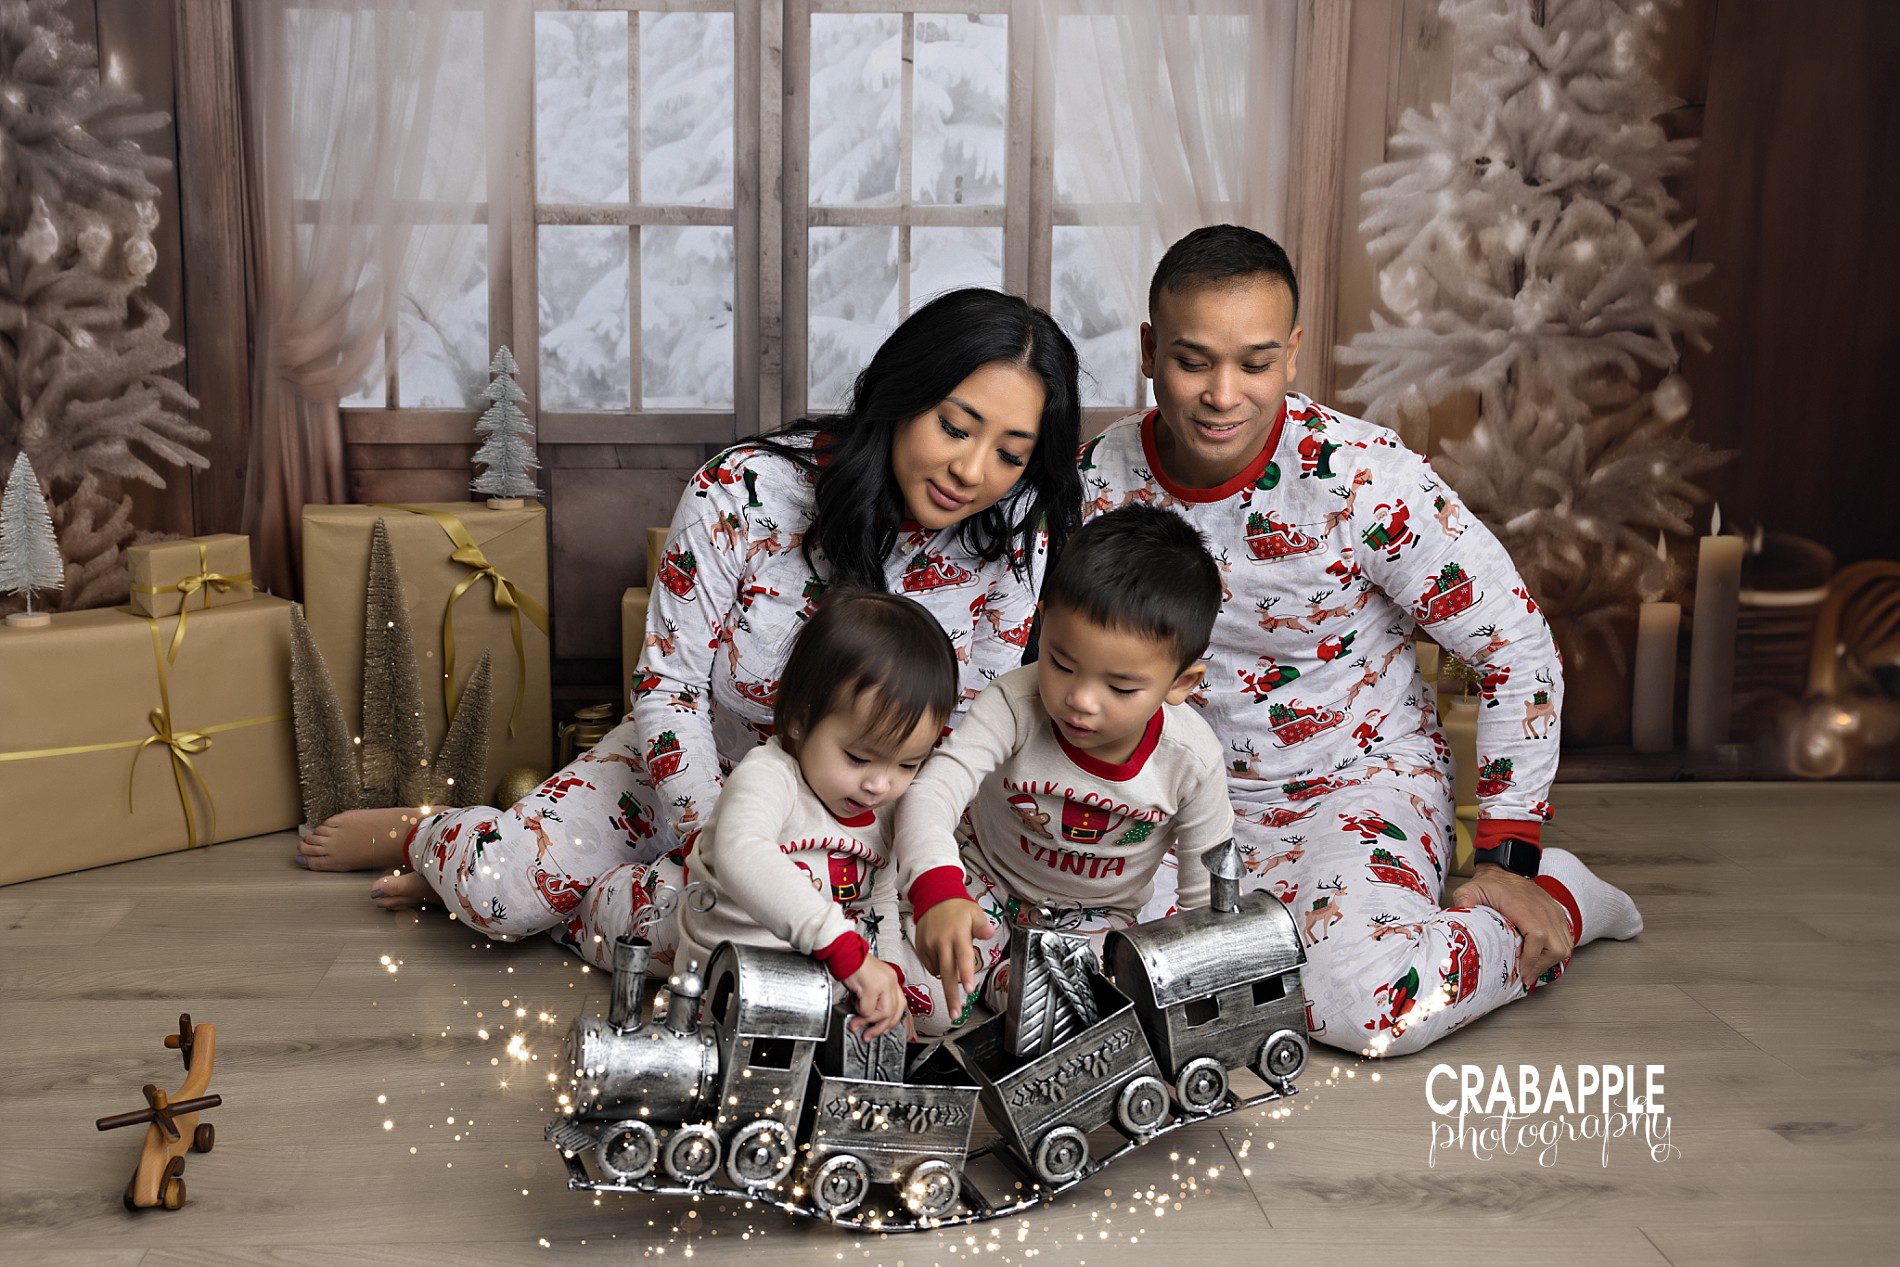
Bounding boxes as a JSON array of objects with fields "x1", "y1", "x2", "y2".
[{"x1": 1474, "y1": 837, "x2": 1542, "y2": 878}]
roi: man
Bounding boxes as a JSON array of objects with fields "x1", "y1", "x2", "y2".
[{"x1": 1080, "y1": 225, "x2": 1641, "y2": 1056}]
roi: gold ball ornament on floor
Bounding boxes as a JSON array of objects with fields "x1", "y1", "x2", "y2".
[{"x1": 495, "y1": 765, "x2": 547, "y2": 808}]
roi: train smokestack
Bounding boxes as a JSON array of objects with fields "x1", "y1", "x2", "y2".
[
  {"x1": 1204, "y1": 838, "x2": 1242, "y2": 913},
  {"x1": 608, "y1": 934, "x2": 653, "y2": 1031}
]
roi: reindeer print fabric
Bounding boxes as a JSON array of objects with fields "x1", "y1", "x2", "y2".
[
  {"x1": 1082, "y1": 394, "x2": 1567, "y2": 1055},
  {"x1": 402, "y1": 436, "x2": 1043, "y2": 961}
]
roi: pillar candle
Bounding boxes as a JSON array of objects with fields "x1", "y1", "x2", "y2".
[
  {"x1": 1631, "y1": 600, "x2": 1681, "y2": 752},
  {"x1": 1687, "y1": 509, "x2": 1745, "y2": 750}
]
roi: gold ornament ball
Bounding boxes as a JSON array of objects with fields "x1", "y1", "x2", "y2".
[{"x1": 495, "y1": 765, "x2": 547, "y2": 808}]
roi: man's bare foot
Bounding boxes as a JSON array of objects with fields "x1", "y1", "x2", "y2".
[
  {"x1": 297, "y1": 807, "x2": 422, "y2": 872},
  {"x1": 370, "y1": 869, "x2": 434, "y2": 910}
]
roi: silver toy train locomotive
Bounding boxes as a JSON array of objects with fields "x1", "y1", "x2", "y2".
[{"x1": 548, "y1": 840, "x2": 1310, "y2": 1229}]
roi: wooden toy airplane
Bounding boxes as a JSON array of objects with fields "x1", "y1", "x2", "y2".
[{"x1": 95, "y1": 1013, "x2": 221, "y2": 1211}]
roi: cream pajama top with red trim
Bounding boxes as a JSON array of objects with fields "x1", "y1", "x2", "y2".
[
  {"x1": 402, "y1": 436, "x2": 1044, "y2": 970},
  {"x1": 1082, "y1": 394, "x2": 1567, "y2": 1057}
]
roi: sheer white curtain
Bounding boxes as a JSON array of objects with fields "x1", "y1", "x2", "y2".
[
  {"x1": 1032, "y1": 0, "x2": 1300, "y2": 349},
  {"x1": 236, "y1": 0, "x2": 526, "y2": 594}
]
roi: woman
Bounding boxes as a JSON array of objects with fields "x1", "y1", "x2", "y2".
[{"x1": 297, "y1": 288, "x2": 1081, "y2": 968}]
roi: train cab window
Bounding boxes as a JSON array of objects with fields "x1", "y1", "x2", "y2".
[
  {"x1": 1183, "y1": 995, "x2": 1220, "y2": 1028},
  {"x1": 710, "y1": 976, "x2": 736, "y2": 1029},
  {"x1": 1252, "y1": 974, "x2": 1286, "y2": 1007},
  {"x1": 749, "y1": 1036, "x2": 799, "y2": 1069}
]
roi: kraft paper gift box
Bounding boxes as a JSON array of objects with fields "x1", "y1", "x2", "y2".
[
  {"x1": 0, "y1": 597, "x2": 301, "y2": 887},
  {"x1": 300, "y1": 502, "x2": 553, "y2": 802},
  {"x1": 126, "y1": 532, "x2": 255, "y2": 619}
]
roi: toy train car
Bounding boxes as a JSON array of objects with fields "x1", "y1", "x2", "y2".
[{"x1": 550, "y1": 840, "x2": 1309, "y2": 1228}]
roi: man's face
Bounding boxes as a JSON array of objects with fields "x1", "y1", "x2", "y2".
[{"x1": 1141, "y1": 276, "x2": 1302, "y2": 488}]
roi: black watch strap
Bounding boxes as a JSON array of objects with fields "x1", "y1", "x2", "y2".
[{"x1": 1474, "y1": 837, "x2": 1542, "y2": 878}]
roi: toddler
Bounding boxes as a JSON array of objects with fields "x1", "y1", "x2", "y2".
[{"x1": 678, "y1": 590, "x2": 956, "y2": 1039}]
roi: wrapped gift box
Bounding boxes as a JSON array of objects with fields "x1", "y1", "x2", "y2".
[
  {"x1": 0, "y1": 598, "x2": 300, "y2": 886},
  {"x1": 126, "y1": 533, "x2": 255, "y2": 618},
  {"x1": 301, "y1": 502, "x2": 552, "y2": 801}
]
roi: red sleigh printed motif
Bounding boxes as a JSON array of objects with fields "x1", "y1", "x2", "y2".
[
  {"x1": 1413, "y1": 561, "x2": 1479, "y2": 623},
  {"x1": 730, "y1": 675, "x2": 779, "y2": 709},
  {"x1": 1365, "y1": 846, "x2": 1434, "y2": 901},
  {"x1": 1475, "y1": 756, "x2": 1515, "y2": 799},
  {"x1": 533, "y1": 867, "x2": 589, "y2": 916},
  {"x1": 1243, "y1": 510, "x2": 1318, "y2": 563},
  {"x1": 1442, "y1": 921, "x2": 1482, "y2": 1007},
  {"x1": 1282, "y1": 774, "x2": 1348, "y2": 802},
  {"x1": 1266, "y1": 699, "x2": 1345, "y2": 747},
  {"x1": 646, "y1": 731, "x2": 686, "y2": 782},
  {"x1": 901, "y1": 549, "x2": 975, "y2": 594},
  {"x1": 657, "y1": 547, "x2": 698, "y2": 599}
]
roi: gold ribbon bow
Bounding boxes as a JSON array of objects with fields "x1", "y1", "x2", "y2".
[
  {"x1": 130, "y1": 541, "x2": 255, "y2": 662},
  {"x1": 377, "y1": 504, "x2": 549, "y2": 735}
]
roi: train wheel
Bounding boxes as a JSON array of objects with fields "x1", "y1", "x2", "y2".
[
  {"x1": 161, "y1": 1177, "x2": 186, "y2": 1210},
  {"x1": 597, "y1": 1119, "x2": 660, "y2": 1183},
  {"x1": 1255, "y1": 1029, "x2": 1309, "y2": 1092},
  {"x1": 193, "y1": 1123, "x2": 215, "y2": 1153},
  {"x1": 662, "y1": 1124, "x2": 722, "y2": 1185},
  {"x1": 726, "y1": 1120, "x2": 795, "y2": 1189},
  {"x1": 1033, "y1": 1126, "x2": 1089, "y2": 1186},
  {"x1": 1175, "y1": 1057, "x2": 1229, "y2": 1114},
  {"x1": 1116, "y1": 1075, "x2": 1171, "y2": 1138},
  {"x1": 901, "y1": 1158, "x2": 960, "y2": 1220},
  {"x1": 809, "y1": 1154, "x2": 870, "y2": 1218}
]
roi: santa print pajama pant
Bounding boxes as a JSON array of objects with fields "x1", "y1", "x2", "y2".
[
  {"x1": 1142, "y1": 748, "x2": 1568, "y2": 1059},
  {"x1": 403, "y1": 717, "x2": 684, "y2": 969}
]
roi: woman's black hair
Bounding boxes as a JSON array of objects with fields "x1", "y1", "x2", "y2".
[
  {"x1": 748, "y1": 287, "x2": 1082, "y2": 590},
  {"x1": 774, "y1": 589, "x2": 960, "y2": 755}
]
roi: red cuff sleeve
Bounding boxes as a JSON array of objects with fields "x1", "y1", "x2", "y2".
[
  {"x1": 403, "y1": 816, "x2": 427, "y2": 871},
  {"x1": 908, "y1": 865, "x2": 974, "y2": 921},
  {"x1": 813, "y1": 931, "x2": 869, "y2": 982},
  {"x1": 1474, "y1": 819, "x2": 1543, "y2": 851}
]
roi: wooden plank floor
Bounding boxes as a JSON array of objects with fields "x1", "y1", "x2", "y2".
[{"x1": 2, "y1": 783, "x2": 1895, "y2": 1265}]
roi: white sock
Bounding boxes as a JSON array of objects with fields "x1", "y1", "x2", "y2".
[{"x1": 1536, "y1": 846, "x2": 1644, "y2": 945}]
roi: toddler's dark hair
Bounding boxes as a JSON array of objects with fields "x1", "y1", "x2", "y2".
[
  {"x1": 1149, "y1": 224, "x2": 1300, "y2": 323},
  {"x1": 774, "y1": 589, "x2": 959, "y2": 754},
  {"x1": 1042, "y1": 505, "x2": 1221, "y2": 671}
]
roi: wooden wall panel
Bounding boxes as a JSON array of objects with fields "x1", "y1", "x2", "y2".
[{"x1": 547, "y1": 463, "x2": 702, "y2": 663}]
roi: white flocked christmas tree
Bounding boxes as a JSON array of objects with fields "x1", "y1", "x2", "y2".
[
  {"x1": 0, "y1": 453, "x2": 63, "y2": 623},
  {"x1": 1337, "y1": 0, "x2": 1723, "y2": 661},
  {"x1": 0, "y1": 0, "x2": 206, "y2": 612},
  {"x1": 471, "y1": 346, "x2": 540, "y2": 503}
]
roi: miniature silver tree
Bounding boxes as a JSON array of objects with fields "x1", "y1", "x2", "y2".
[
  {"x1": 0, "y1": 453, "x2": 64, "y2": 626},
  {"x1": 471, "y1": 345, "x2": 541, "y2": 504}
]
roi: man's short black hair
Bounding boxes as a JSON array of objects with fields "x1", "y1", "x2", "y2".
[
  {"x1": 1043, "y1": 505, "x2": 1221, "y2": 672},
  {"x1": 1148, "y1": 224, "x2": 1300, "y2": 324}
]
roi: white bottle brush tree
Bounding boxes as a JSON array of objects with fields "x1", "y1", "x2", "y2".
[
  {"x1": 1337, "y1": 0, "x2": 1724, "y2": 665},
  {"x1": 0, "y1": 1, "x2": 206, "y2": 612},
  {"x1": 0, "y1": 453, "x2": 63, "y2": 624},
  {"x1": 471, "y1": 346, "x2": 541, "y2": 504}
]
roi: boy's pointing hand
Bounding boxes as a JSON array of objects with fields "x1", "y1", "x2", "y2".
[{"x1": 915, "y1": 898, "x2": 997, "y2": 1018}]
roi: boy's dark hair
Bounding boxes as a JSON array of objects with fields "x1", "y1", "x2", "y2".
[
  {"x1": 1149, "y1": 224, "x2": 1300, "y2": 324},
  {"x1": 1042, "y1": 506, "x2": 1222, "y2": 672},
  {"x1": 774, "y1": 589, "x2": 959, "y2": 754}
]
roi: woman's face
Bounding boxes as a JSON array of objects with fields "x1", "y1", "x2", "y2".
[{"x1": 891, "y1": 361, "x2": 1045, "y2": 532}]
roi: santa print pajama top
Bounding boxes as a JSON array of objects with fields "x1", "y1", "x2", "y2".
[
  {"x1": 633, "y1": 435, "x2": 1045, "y2": 865},
  {"x1": 1079, "y1": 394, "x2": 1563, "y2": 848}
]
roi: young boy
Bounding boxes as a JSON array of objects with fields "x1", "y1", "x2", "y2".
[{"x1": 894, "y1": 505, "x2": 1233, "y2": 1032}]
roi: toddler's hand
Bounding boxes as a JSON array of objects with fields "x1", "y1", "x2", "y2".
[
  {"x1": 844, "y1": 955, "x2": 906, "y2": 1041},
  {"x1": 915, "y1": 898, "x2": 996, "y2": 1019}
]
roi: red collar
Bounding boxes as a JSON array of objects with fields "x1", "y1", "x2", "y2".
[
  {"x1": 1139, "y1": 400, "x2": 1289, "y2": 503},
  {"x1": 1052, "y1": 708, "x2": 1165, "y2": 782}
]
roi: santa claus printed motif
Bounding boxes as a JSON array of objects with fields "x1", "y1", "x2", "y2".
[
  {"x1": 1297, "y1": 417, "x2": 1342, "y2": 479},
  {"x1": 1361, "y1": 499, "x2": 1416, "y2": 560}
]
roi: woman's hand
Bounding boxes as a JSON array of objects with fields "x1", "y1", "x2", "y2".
[
  {"x1": 843, "y1": 955, "x2": 907, "y2": 1040},
  {"x1": 1450, "y1": 864, "x2": 1574, "y2": 985},
  {"x1": 914, "y1": 898, "x2": 997, "y2": 1017}
]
